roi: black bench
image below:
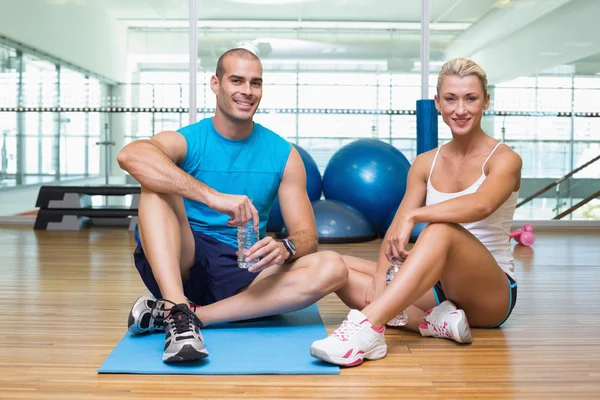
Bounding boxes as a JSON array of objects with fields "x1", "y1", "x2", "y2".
[{"x1": 34, "y1": 185, "x2": 140, "y2": 231}]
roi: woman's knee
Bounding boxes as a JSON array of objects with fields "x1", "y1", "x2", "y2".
[
  {"x1": 419, "y1": 222, "x2": 462, "y2": 242},
  {"x1": 422, "y1": 222, "x2": 454, "y2": 234}
]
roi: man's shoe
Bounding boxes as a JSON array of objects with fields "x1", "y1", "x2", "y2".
[
  {"x1": 127, "y1": 296, "x2": 166, "y2": 334},
  {"x1": 162, "y1": 303, "x2": 209, "y2": 363}
]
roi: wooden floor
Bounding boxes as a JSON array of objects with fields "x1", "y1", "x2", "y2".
[{"x1": 1, "y1": 226, "x2": 600, "y2": 399}]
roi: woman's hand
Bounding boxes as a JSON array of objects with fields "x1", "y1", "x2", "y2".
[{"x1": 383, "y1": 213, "x2": 415, "y2": 263}]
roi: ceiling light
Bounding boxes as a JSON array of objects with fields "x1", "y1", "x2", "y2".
[
  {"x1": 321, "y1": 48, "x2": 347, "y2": 54},
  {"x1": 539, "y1": 51, "x2": 562, "y2": 57},
  {"x1": 228, "y1": 0, "x2": 317, "y2": 4},
  {"x1": 565, "y1": 41, "x2": 593, "y2": 48},
  {"x1": 45, "y1": 0, "x2": 86, "y2": 4},
  {"x1": 122, "y1": 19, "x2": 470, "y2": 31},
  {"x1": 493, "y1": 0, "x2": 511, "y2": 7},
  {"x1": 262, "y1": 58, "x2": 387, "y2": 66}
]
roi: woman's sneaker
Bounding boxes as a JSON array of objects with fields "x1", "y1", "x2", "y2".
[
  {"x1": 310, "y1": 309, "x2": 387, "y2": 367},
  {"x1": 127, "y1": 296, "x2": 167, "y2": 334},
  {"x1": 418, "y1": 300, "x2": 472, "y2": 344},
  {"x1": 163, "y1": 303, "x2": 209, "y2": 363}
]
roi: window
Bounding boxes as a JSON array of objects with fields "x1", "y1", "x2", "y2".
[{"x1": 0, "y1": 40, "x2": 110, "y2": 187}]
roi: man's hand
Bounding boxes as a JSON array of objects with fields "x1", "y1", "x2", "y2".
[
  {"x1": 243, "y1": 236, "x2": 288, "y2": 273},
  {"x1": 207, "y1": 192, "x2": 259, "y2": 230}
]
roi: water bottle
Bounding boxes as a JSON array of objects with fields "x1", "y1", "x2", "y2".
[
  {"x1": 386, "y1": 260, "x2": 409, "y2": 326},
  {"x1": 237, "y1": 221, "x2": 261, "y2": 269}
]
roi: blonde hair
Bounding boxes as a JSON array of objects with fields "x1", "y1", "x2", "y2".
[{"x1": 437, "y1": 58, "x2": 488, "y2": 97}]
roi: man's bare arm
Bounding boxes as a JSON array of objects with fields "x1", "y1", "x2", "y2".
[
  {"x1": 277, "y1": 147, "x2": 319, "y2": 260},
  {"x1": 117, "y1": 131, "x2": 259, "y2": 228},
  {"x1": 117, "y1": 131, "x2": 216, "y2": 202}
]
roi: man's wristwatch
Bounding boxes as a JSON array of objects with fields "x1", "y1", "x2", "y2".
[{"x1": 281, "y1": 238, "x2": 297, "y2": 262}]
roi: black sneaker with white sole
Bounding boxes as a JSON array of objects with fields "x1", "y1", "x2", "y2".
[{"x1": 162, "y1": 303, "x2": 209, "y2": 363}]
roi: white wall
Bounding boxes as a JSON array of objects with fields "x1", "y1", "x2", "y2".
[
  {"x1": 458, "y1": 0, "x2": 600, "y2": 84},
  {"x1": 0, "y1": 0, "x2": 127, "y2": 82}
]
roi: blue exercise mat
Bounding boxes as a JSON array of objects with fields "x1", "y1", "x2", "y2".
[{"x1": 98, "y1": 304, "x2": 339, "y2": 375}]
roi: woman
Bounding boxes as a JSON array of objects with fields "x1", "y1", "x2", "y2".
[{"x1": 311, "y1": 58, "x2": 522, "y2": 367}]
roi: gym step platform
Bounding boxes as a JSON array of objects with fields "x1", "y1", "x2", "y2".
[{"x1": 34, "y1": 185, "x2": 140, "y2": 231}]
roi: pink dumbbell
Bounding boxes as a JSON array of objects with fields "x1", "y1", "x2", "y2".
[{"x1": 509, "y1": 223, "x2": 535, "y2": 246}]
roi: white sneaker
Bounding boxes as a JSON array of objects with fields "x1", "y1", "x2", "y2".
[
  {"x1": 419, "y1": 300, "x2": 472, "y2": 344},
  {"x1": 310, "y1": 309, "x2": 387, "y2": 367}
]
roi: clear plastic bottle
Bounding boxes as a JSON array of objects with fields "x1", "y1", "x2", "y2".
[
  {"x1": 237, "y1": 221, "x2": 261, "y2": 269},
  {"x1": 386, "y1": 260, "x2": 409, "y2": 326}
]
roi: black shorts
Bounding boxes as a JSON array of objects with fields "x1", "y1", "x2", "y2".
[
  {"x1": 432, "y1": 272, "x2": 518, "y2": 328},
  {"x1": 133, "y1": 230, "x2": 257, "y2": 306}
]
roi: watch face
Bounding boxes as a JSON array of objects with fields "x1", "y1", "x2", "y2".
[{"x1": 288, "y1": 239, "x2": 296, "y2": 251}]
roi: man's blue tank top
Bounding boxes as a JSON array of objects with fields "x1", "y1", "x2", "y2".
[{"x1": 175, "y1": 117, "x2": 291, "y2": 248}]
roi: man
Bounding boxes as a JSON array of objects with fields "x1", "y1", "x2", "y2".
[{"x1": 117, "y1": 48, "x2": 347, "y2": 363}]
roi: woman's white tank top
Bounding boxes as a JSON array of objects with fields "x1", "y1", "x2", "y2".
[{"x1": 425, "y1": 143, "x2": 518, "y2": 279}]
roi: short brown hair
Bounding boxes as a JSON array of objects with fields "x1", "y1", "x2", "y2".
[{"x1": 215, "y1": 48, "x2": 261, "y2": 80}]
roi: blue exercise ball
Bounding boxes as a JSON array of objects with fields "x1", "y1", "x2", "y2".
[
  {"x1": 266, "y1": 143, "x2": 322, "y2": 232},
  {"x1": 280, "y1": 199, "x2": 376, "y2": 243},
  {"x1": 322, "y1": 139, "x2": 411, "y2": 234},
  {"x1": 409, "y1": 222, "x2": 428, "y2": 243},
  {"x1": 293, "y1": 143, "x2": 322, "y2": 201},
  {"x1": 266, "y1": 197, "x2": 284, "y2": 232}
]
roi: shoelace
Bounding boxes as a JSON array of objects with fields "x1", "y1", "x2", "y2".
[
  {"x1": 149, "y1": 300, "x2": 167, "y2": 328},
  {"x1": 158, "y1": 299, "x2": 204, "y2": 334},
  {"x1": 331, "y1": 319, "x2": 361, "y2": 342},
  {"x1": 426, "y1": 318, "x2": 452, "y2": 339}
]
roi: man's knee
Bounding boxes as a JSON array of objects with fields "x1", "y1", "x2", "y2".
[
  {"x1": 140, "y1": 187, "x2": 181, "y2": 209},
  {"x1": 306, "y1": 251, "x2": 348, "y2": 293},
  {"x1": 341, "y1": 254, "x2": 354, "y2": 266}
]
